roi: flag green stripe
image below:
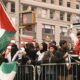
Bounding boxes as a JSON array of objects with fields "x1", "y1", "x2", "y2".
[
  {"x1": 0, "y1": 31, "x2": 15, "y2": 53},
  {"x1": 0, "y1": 62, "x2": 17, "y2": 74}
]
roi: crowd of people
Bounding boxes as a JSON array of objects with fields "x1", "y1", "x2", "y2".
[{"x1": 0, "y1": 31, "x2": 80, "y2": 80}]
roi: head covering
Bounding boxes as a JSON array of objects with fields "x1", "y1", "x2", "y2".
[{"x1": 40, "y1": 42, "x2": 47, "y2": 53}]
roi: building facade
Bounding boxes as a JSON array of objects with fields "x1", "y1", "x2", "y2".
[{"x1": 3, "y1": 0, "x2": 80, "y2": 45}]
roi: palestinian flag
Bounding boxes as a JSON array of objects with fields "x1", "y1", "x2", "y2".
[
  {"x1": 0, "y1": 62, "x2": 17, "y2": 80},
  {"x1": 0, "y1": 2, "x2": 16, "y2": 53}
]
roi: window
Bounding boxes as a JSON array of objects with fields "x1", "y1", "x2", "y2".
[
  {"x1": 11, "y1": 2, "x2": 15, "y2": 12},
  {"x1": 76, "y1": 15, "x2": 80, "y2": 23},
  {"x1": 59, "y1": 0, "x2": 63, "y2": 6},
  {"x1": 42, "y1": 25, "x2": 55, "y2": 41},
  {"x1": 60, "y1": 11, "x2": 64, "y2": 20},
  {"x1": 76, "y1": 4, "x2": 79, "y2": 9},
  {"x1": 67, "y1": 13, "x2": 71, "y2": 21},
  {"x1": 42, "y1": 0, "x2": 46, "y2": 2},
  {"x1": 67, "y1": 2, "x2": 71, "y2": 7},
  {"x1": 31, "y1": 6, "x2": 36, "y2": 11},
  {"x1": 43, "y1": 28, "x2": 53, "y2": 34},
  {"x1": 60, "y1": 27, "x2": 71, "y2": 42},
  {"x1": 60, "y1": 27, "x2": 67, "y2": 36},
  {"x1": 22, "y1": 25, "x2": 35, "y2": 36},
  {"x1": 51, "y1": 0, "x2": 54, "y2": 4},
  {"x1": 50, "y1": 10, "x2": 55, "y2": 19},
  {"x1": 23, "y1": 5, "x2": 28, "y2": 11},
  {"x1": 42, "y1": 25, "x2": 53, "y2": 34},
  {"x1": 60, "y1": 27, "x2": 67, "y2": 40}
]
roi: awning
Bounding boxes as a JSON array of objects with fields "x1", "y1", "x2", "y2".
[
  {"x1": 20, "y1": 37, "x2": 33, "y2": 42},
  {"x1": 7, "y1": 37, "x2": 33, "y2": 49}
]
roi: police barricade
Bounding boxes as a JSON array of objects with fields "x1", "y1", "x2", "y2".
[
  {"x1": 14, "y1": 65, "x2": 35, "y2": 80},
  {"x1": 13, "y1": 62, "x2": 80, "y2": 80},
  {"x1": 36, "y1": 63, "x2": 80, "y2": 80}
]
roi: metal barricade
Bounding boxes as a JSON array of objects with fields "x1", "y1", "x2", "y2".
[
  {"x1": 14, "y1": 65, "x2": 35, "y2": 80},
  {"x1": 36, "y1": 63, "x2": 80, "y2": 80},
  {"x1": 13, "y1": 63, "x2": 80, "y2": 80}
]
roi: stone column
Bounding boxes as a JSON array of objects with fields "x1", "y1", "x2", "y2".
[
  {"x1": 54, "y1": 11, "x2": 60, "y2": 21},
  {"x1": 47, "y1": 9, "x2": 50, "y2": 19},
  {"x1": 36, "y1": 22, "x2": 43, "y2": 43},
  {"x1": 6, "y1": 2, "x2": 11, "y2": 13},
  {"x1": 55, "y1": 25, "x2": 61, "y2": 46},
  {"x1": 63, "y1": 0, "x2": 67, "y2": 7},
  {"x1": 55, "y1": 0, "x2": 59, "y2": 5},
  {"x1": 64, "y1": 12, "x2": 67, "y2": 22}
]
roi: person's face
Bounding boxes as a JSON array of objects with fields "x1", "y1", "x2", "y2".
[
  {"x1": 32, "y1": 42, "x2": 36, "y2": 47},
  {"x1": 77, "y1": 35, "x2": 80, "y2": 41},
  {"x1": 49, "y1": 47, "x2": 55, "y2": 53},
  {"x1": 39, "y1": 44, "x2": 43, "y2": 50},
  {"x1": 62, "y1": 42, "x2": 68, "y2": 49}
]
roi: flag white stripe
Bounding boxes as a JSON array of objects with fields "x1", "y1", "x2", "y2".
[
  {"x1": 0, "y1": 29, "x2": 5, "y2": 38},
  {"x1": 0, "y1": 71, "x2": 16, "y2": 80}
]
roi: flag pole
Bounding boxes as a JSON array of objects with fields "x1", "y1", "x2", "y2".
[{"x1": 15, "y1": 0, "x2": 20, "y2": 49}]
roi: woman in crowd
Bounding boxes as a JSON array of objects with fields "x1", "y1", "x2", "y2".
[
  {"x1": 36, "y1": 42, "x2": 47, "y2": 64},
  {"x1": 36, "y1": 42, "x2": 47, "y2": 80}
]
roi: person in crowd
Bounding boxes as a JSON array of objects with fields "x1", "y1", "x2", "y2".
[
  {"x1": 36, "y1": 42, "x2": 47, "y2": 64},
  {"x1": 2, "y1": 47, "x2": 11, "y2": 63},
  {"x1": 32, "y1": 41, "x2": 39, "y2": 52},
  {"x1": 12, "y1": 47, "x2": 26, "y2": 63},
  {"x1": 42, "y1": 44, "x2": 57, "y2": 63},
  {"x1": 51, "y1": 40, "x2": 56, "y2": 46},
  {"x1": 25, "y1": 42, "x2": 38, "y2": 65},
  {"x1": 0, "y1": 48, "x2": 9, "y2": 64},
  {"x1": 3, "y1": 43, "x2": 18, "y2": 62},
  {"x1": 55, "y1": 40, "x2": 69, "y2": 80},
  {"x1": 11, "y1": 43, "x2": 18, "y2": 60},
  {"x1": 16, "y1": 48, "x2": 32, "y2": 80},
  {"x1": 36, "y1": 42, "x2": 47, "y2": 80},
  {"x1": 42, "y1": 44, "x2": 58, "y2": 80}
]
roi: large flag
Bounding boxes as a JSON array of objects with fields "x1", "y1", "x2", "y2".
[
  {"x1": 0, "y1": 2, "x2": 16, "y2": 53},
  {"x1": 0, "y1": 62, "x2": 17, "y2": 80}
]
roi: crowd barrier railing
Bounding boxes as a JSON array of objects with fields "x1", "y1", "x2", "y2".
[
  {"x1": 14, "y1": 63, "x2": 80, "y2": 80},
  {"x1": 14, "y1": 65, "x2": 35, "y2": 80},
  {"x1": 38, "y1": 63, "x2": 80, "y2": 80}
]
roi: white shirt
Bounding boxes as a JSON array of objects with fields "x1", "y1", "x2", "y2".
[{"x1": 37, "y1": 51, "x2": 45, "y2": 61}]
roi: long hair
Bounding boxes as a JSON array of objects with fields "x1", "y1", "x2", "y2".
[{"x1": 11, "y1": 43, "x2": 18, "y2": 58}]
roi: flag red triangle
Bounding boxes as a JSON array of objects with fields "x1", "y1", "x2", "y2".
[{"x1": 0, "y1": 2, "x2": 16, "y2": 32}]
